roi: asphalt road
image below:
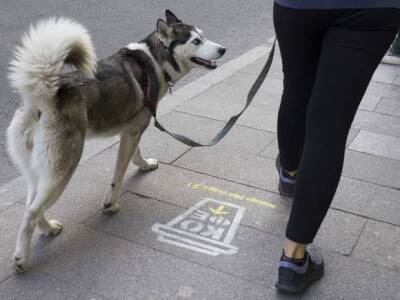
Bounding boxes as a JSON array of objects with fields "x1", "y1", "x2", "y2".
[{"x1": 0, "y1": 0, "x2": 275, "y2": 185}]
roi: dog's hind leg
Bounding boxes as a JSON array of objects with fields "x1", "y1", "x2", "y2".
[
  {"x1": 21, "y1": 185, "x2": 62, "y2": 238},
  {"x1": 14, "y1": 128, "x2": 84, "y2": 273},
  {"x1": 14, "y1": 176, "x2": 70, "y2": 273},
  {"x1": 132, "y1": 147, "x2": 159, "y2": 171},
  {"x1": 103, "y1": 128, "x2": 140, "y2": 215}
]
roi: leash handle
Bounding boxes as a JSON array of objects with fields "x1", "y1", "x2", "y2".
[{"x1": 154, "y1": 39, "x2": 277, "y2": 147}]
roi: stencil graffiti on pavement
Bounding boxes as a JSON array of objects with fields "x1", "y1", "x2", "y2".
[{"x1": 152, "y1": 198, "x2": 245, "y2": 256}]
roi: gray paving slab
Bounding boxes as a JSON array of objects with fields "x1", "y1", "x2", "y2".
[
  {"x1": 394, "y1": 75, "x2": 400, "y2": 86},
  {"x1": 80, "y1": 137, "x2": 118, "y2": 163},
  {"x1": 313, "y1": 210, "x2": 366, "y2": 256},
  {"x1": 220, "y1": 45, "x2": 278, "y2": 72},
  {"x1": 341, "y1": 128, "x2": 362, "y2": 148},
  {"x1": 375, "y1": 96, "x2": 400, "y2": 118},
  {"x1": 138, "y1": 121, "x2": 190, "y2": 165},
  {"x1": 333, "y1": 177, "x2": 400, "y2": 226},
  {"x1": 0, "y1": 257, "x2": 12, "y2": 284},
  {"x1": 252, "y1": 85, "x2": 282, "y2": 114},
  {"x1": 174, "y1": 146, "x2": 279, "y2": 192},
  {"x1": 259, "y1": 128, "x2": 359, "y2": 159},
  {"x1": 349, "y1": 130, "x2": 400, "y2": 161},
  {"x1": 35, "y1": 223, "x2": 276, "y2": 300},
  {"x1": 343, "y1": 150, "x2": 400, "y2": 189},
  {"x1": 0, "y1": 271, "x2": 103, "y2": 300},
  {"x1": 0, "y1": 203, "x2": 24, "y2": 259},
  {"x1": 195, "y1": 62, "x2": 247, "y2": 86},
  {"x1": 259, "y1": 136, "x2": 279, "y2": 159},
  {"x1": 78, "y1": 146, "x2": 136, "y2": 186},
  {"x1": 352, "y1": 220, "x2": 400, "y2": 272},
  {"x1": 157, "y1": 81, "x2": 210, "y2": 117},
  {"x1": 359, "y1": 94, "x2": 381, "y2": 111},
  {"x1": 175, "y1": 79, "x2": 283, "y2": 132},
  {"x1": 353, "y1": 110, "x2": 400, "y2": 139},
  {"x1": 0, "y1": 176, "x2": 26, "y2": 213},
  {"x1": 371, "y1": 63, "x2": 399, "y2": 84},
  {"x1": 300, "y1": 251, "x2": 400, "y2": 300},
  {"x1": 180, "y1": 76, "x2": 283, "y2": 108},
  {"x1": 149, "y1": 111, "x2": 276, "y2": 155},
  {"x1": 236, "y1": 55, "x2": 283, "y2": 80},
  {"x1": 235, "y1": 105, "x2": 279, "y2": 132},
  {"x1": 365, "y1": 81, "x2": 400, "y2": 101},
  {"x1": 44, "y1": 174, "x2": 108, "y2": 224},
  {"x1": 176, "y1": 81, "x2": 249, "y2": 115}
]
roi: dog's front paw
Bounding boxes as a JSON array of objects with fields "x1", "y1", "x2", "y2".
[
  {"x1": 102, "y1": 202, "x2": 120, "y2": 215},
  {"x1": 139, "y1": 158, "x2": 159, "y2": 171},
  {"x1": 47, "y1": 219, "x2": 63, "y2": 236},
  {"x1": 14, "y1": 255, "x2": 30, "y2": 274},
  {"x1": 38, "y1": 219, "x2": 63, "y2": 236}
]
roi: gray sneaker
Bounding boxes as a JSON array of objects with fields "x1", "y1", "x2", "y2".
[
  {"x1": 275, "y1": 247, "x2": 324, "y2": 294},
  {"x1": 275, "y1": 154, "x2": 295, "y2": 198}
]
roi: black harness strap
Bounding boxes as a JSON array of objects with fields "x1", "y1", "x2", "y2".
[{"x1": 123, "y1": 39, "x2": 276, "y2": 147}]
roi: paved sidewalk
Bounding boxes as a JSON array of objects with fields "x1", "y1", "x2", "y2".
[{"x1": 1, "y1": 40, "x2": 400, "y2": 299}]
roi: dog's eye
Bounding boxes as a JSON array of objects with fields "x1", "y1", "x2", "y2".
[{"x1": 192, "y1": 38, "x2": 201, "y2": 45}]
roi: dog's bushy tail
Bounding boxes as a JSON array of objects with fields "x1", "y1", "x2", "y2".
[{"x1": 9, "y1": 17, "x2": 97, "y2": 111}]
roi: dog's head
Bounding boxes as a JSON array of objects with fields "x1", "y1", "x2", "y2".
[{"x1": 156, "y1": 10, "x2": 226, "y2": 72}]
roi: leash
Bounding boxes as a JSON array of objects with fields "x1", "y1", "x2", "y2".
[
  {"x1": 153, "y1": 39, "x2": 276, "y2": 147},
  {"x1": 122, "y1": 39, "x2": 277, "y2": 147}
]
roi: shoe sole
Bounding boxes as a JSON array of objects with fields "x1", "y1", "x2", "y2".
[{"x1": 275, "y1": 267, "x2": 324, "y2": 295}]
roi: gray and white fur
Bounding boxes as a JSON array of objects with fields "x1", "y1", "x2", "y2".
[{"x1": 7, "y1": 10, "x2": 225, "y2": 273}]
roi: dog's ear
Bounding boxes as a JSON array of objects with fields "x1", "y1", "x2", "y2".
[
  {"x1": 157, "y1": 19, "x2": 173, "y2": 45},
  {"x1": 165, "y1": 9, "x2": 182, "y2": 25}
]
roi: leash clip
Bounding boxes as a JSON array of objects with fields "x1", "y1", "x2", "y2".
[{"x1": 168, "y1": 80, "x2": 175, "y2": 95}]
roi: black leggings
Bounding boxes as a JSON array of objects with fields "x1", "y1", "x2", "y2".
[{"x1": 274, "y1": 4, "x2": 400, "y2": 244}]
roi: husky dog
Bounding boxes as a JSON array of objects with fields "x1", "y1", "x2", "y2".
[{"x1": 7, "y1": 10, "x2": 225, "y2": 273}]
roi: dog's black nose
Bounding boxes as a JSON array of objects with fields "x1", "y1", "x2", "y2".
[{"x1": 218, "y1": 47, "x2": 226, "y2": 56}]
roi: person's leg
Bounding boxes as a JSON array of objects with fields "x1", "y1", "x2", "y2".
[
  {"x1": 276, "y1": 8, "x2": 400, "y2": 294},
  {"x1": 274, "y1": 4, "x2": 325, "y2": 173},
  {"x1": 286, "y1": 11, "x2": 400, "y2": 245}
]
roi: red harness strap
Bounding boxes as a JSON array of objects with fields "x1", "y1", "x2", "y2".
[{"x1": 141, "y1": 72, "x2": 157, "y2": 116}]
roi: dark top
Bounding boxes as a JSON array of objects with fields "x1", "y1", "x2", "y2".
[{"x1": 275, "y1": 0, "x2": 400, "y2": 9}]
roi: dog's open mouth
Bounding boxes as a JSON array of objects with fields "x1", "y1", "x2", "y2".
[{"x1": 191, "y1": 57, "x2": 217, "y2": 69}]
